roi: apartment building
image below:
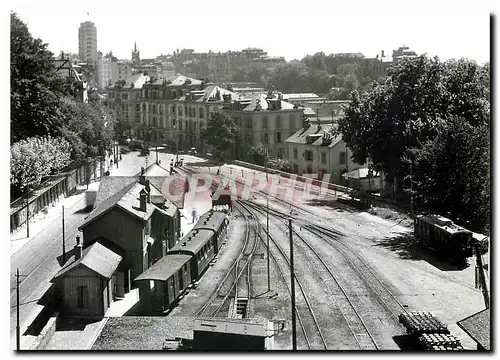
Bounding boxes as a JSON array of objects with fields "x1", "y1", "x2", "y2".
[
  {"x1": 286, "y1": 119, "x2": 361, "y2": 183},
  {"x1": 78, "y1": 21, "x2": 98, "y2": 66},
  {"x1": 107, "y1": 73, "x2": 150, "y2": 138},
  {"x1": 222, "y1": 92, "x2": 304, "y2": 160}
]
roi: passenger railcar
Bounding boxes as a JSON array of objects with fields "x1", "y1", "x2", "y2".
[
  {"x1": 414, "y1": 215, "x2": 473, "y2": 264},
  {"x1": 193, "y1": 211, "x2": 229, "y2": 252},
  {"x1": 134, "y1": 254, "x2": 192, "y2": 312},
  {"x1": 167, "y1": 229, "x2": 215, "y2": 278}
]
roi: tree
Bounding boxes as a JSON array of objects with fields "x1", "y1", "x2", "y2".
[
  {"x1": 268, "y1": 158, "x2": 292, "y2": 172},
  {"x1": 10, "y1": 12, "x2": 74, "y2": 143},
  {"x1": 338, "y1": 55, "x2": 490, "y2": 232},
  {"x1": 201, "y1": 112, "x2": 239, "y2": 161},
  {"x1": 58, "y1": 98, "x2": 116, "y2": 161},
  {"x1": 10, "y1": 136, "x2": 72, "y2": 192},
  {"x1": 248, "y1": 143, "x2": 269, "y2": 166}
]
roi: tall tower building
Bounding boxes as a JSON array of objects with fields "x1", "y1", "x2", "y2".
[
  {"x1": 78, "y1": 21, "x2": 98, "y2": 67},
  {"x1": 132, "y1": 41, "x2": 141, "y2": 66}
]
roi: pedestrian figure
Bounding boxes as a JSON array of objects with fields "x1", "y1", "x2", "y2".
[
  {"x1": 119, "y1": 154, "x2": 122, "y2": 161},
  {"x1": 110, "y1": 159, "x2": 113, "y2": 167}
]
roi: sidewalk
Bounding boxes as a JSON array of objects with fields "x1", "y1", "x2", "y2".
[{"x1": 10, "y1": 182, "x2": 100, "y2": 256}]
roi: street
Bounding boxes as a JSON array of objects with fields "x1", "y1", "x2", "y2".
[{"x1": 9, "y1": 149, "x2": 205, "y2": 349}]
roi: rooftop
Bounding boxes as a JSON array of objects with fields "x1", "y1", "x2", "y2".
[
  {"x1": 168, "y1": 229, "x2": 213, "y2": 255},
  {"x1": 285, "y1": 122, "x2": 342, "y2": 148},
  {"x1": 457, "y1": 308, "x2": 490, "y2": 350},
  {"x1": 194, "y1": 318, "x2": 268, "y2": 337},
  {"x1": 147, "y1": 74, "x2": 203, "y2": 87},
  {"x1": 108, "y1": 73, "x2": 150, "y2": 89},
  {"x1": 134, "y1": 254, "x2": 192, "y2": 282},
  {"x1": 53, "y1": 242, "x2": 122, "y2": 280}
]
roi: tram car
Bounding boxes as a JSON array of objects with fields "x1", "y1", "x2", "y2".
[
  {"x1": 134, "y1": 208, "x2": 230, "y2": 313},
  {"x1": 414, "y1": 214, "x2": 473, "y2": 264}
]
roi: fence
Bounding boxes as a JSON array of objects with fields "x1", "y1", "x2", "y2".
[
  {"x1": 231, "y1": 160, "x2": 352, "y2": 194},
  {"x1": 10, "y1": 158, "x2": 105, "y2": 234}
]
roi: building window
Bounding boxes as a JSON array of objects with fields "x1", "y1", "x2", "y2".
[
  {"x1": 135, "y1": 104, "x2": 140, "y2": 112},
  {"x1": 305, "y1": 150, "x2": 313, "y2": 161},
  {"x1": 171, "y1": 105, "x2": 176, "y2": 113},
  {"x1": 276, "y1": 132, "x2": 282, "y2": 143},
  {"x1": 263, "y1": 133, "x2": 268, "y2": 144},
  {"x1": 340, "y1": 151, "x2": 346, "y2": 165},
  {"x1": 142, "y1": 104, "x2": 146, "y2": 112},
  {"x1": 321, "y1": 152, "x2": 327, "y2": 164},
  {"x1": 276, "y1": 115, "x2": 282, "y2": 129},
  {"x1": 199, "y1": 108, "x2": 205, "y2": 118},
  {"x1": 77, "y1": 286, "x2": 88, "y2": 308},
  {"x1": 277, "y1": 147, "x2": 284, "y2": 158},
  {"x1": 172, "y1": 118, "x2": 177, "y2": 127},
  {"x1": 262, "y1": 116, "x2": 268, "y2": 129},
  {"x1": 293, "y1": 148, "x2": 298, "y2": 160}
]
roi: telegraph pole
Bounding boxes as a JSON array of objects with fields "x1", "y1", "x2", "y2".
[
  {"x1": 289, "y1": 218, "x2": 297, "y2": 351},
  {"x1": 267, "y1": 196, "x2": 270, "y2": 292},
  {"x1": 26, "y1": 188, "x2": 30, "y2": 238},
  {"x1": 62, "y1": 205, "x2": 66, "y2": 263},
  {"x1": 16, "y1": 268, "x2": 20, "y2": 351}
]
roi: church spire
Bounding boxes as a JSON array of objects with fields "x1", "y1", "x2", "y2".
[{"x1": 134, "y1": 41, "x2": 137, "y2": 52}]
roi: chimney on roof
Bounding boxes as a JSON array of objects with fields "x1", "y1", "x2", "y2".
[
  {"x1": 145, "y1": 180, "x2": 151, "y2": 203},
  {"x1": 139, "y1": 189, "x2": 147, "y2": 212},
  {"x1": 75, "y1": 235, "x2": 83, "y2": 260},
  {"x1": 381, "y1": 50, "x2": 385, "y2": 58}
]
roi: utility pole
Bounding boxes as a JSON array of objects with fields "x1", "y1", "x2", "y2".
[
  {"x1": 289, "y1": 218, "x2": 297, "y2": 351},
  {"x1": 265, "y1": 147, "x2": 269, "y2": 182},
  {"x1": 16, "y1": 268, "x2": 20, "y2": 351},
  {"x1": 62, "y1": 205, "x2": 66, "y2": 263},
  {"x1": 267, "y1": 196, "x2": 270, "y2": 292},
  {"x1": 26, "y1": 187, "x2": 30, "y2": 238}
]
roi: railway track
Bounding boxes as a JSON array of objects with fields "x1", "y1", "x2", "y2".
[
  {"x1": 238, "y1": 201, "x2": 328, "y2": 350},
  {"x1": 243, "y1": 200, "x2": 380, "y2": 350},
  {"x1": 193, "y1": 204, "x2": 259, "y2": 319},
  {"x1": 246, "y1": 200, "x2": 410, "y2": 346}
]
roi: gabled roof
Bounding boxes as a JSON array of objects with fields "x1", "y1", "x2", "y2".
[
  {"x1": 148, "y1": 74, "x2": 203, "y2": 86},
  {"x1": 457, "y1": 308, "x2": 490, "y2": 350},
  {"x1": 285, "y1": 123, "x2": 342, "y2": 148},
  {"x1": 53, "y1": 242, "x2": 122, "y2": 280},
  {"x1": 107, "y1": 73, "x2": 150, "y2": 89},
  {"x1": 134, "y1": 254, "x2": 191, "y2": 282},
  {"x1": 79, "y1": 181, "x2": 138, "y2": 229},
  {"x1": 94, "y1": 177, "x2": 137, "y2": 209},
  {"x1": 235, "y1": 93, "x2": 296, "y2": 112}
]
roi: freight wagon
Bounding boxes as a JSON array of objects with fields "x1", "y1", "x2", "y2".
[{"x1": 414, "y1": 215, "x2": 473, "y2": 265}]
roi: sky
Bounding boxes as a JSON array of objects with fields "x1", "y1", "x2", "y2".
[{"x1": 8, "y1": 0, "x2": 494, "y2": 64}]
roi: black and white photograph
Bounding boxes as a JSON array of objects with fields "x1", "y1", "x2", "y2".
[{"x1": 7, "y1": 0, "x2": 493, "y2": 352}]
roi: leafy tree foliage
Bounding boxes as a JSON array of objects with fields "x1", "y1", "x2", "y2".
[
  {"x1": 201, "y1": 112, "x2": 239, "y2": 161},
  {"x1": 10, "y1": 12, "x2": 79, "y2": 143},
  {"x1": 11, "y1": 136, "x2": 72, "y2": 191},
  {"x1": 248, "y1": 143, "x2": 269, "y2": 166},
  {"x1": 58, "y1": 98, "x2": 116, "y2": 161},
  {"x1": 338, "y1": 55, "x2": 490, "y2": 232},
  {"x1": 268, "y1": 158, "x2": 292, "y2": 172}
]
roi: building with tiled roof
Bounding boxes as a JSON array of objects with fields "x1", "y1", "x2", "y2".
[
  {"x1": 106, "y1": 73, "x2": 150, "y2": 139},
  {"x1": 285, "y1": 119, "x2": 363, "y2": 182},
  {"x1": 78, "y1": 175, "x2": 181, "y2": 282},
  {"x1": 222, "y1": 91, "x2": 304, "y2": 160},
  {"x1": 457, "y1": 308, "x2": 490, "y2": 351},
  {"x1": 51, "y1": 240, "x2": 122, "y2": 318}
]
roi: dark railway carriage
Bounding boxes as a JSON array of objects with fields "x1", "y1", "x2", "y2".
[
  {"x1": 167, "y1": 229, "x2": 215, "y2": 278},
  {"x1": 414, "y1": 215, "x2": 473, "y2": 264},
  {"x1": 193, "y1": 211, "x2": 229, "y2": 252},
  {"x1": 134, "y1": 254, "x2": 192, "y2": 313}
]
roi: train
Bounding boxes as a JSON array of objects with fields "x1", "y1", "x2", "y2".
[
  {"x1": 134, "y1": 205, "x2": 231, "y2": 313},
  {"x1": 414, "y1": 214, "x2": 473, "y2": 265}
]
